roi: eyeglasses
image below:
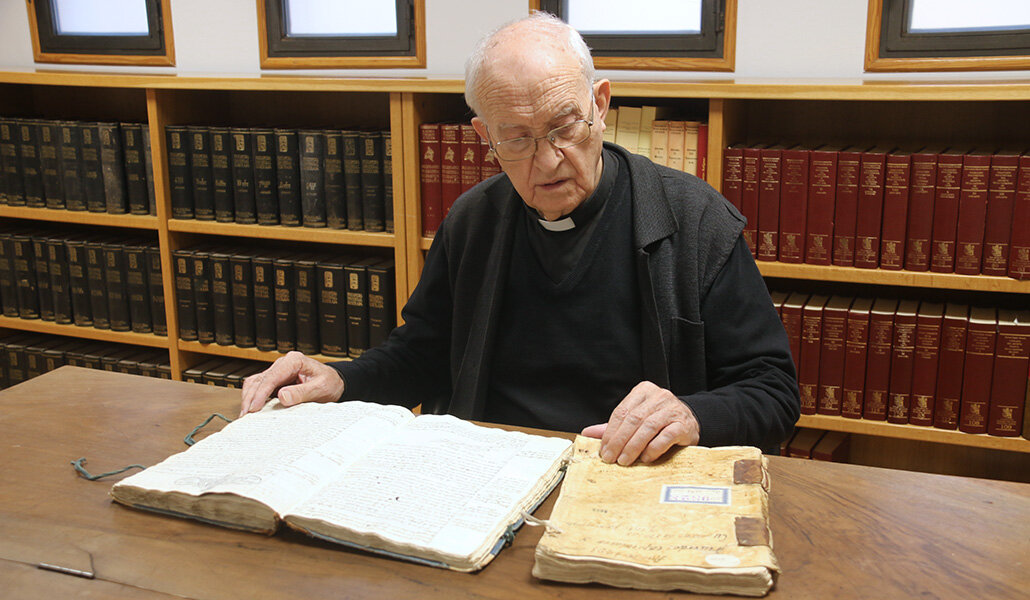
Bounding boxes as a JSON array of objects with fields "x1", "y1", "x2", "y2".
[{"x1": 487, "y1": 102, "x2": 595, "y2": 162}]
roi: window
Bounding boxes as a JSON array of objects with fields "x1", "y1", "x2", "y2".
[
  {"x1": 866, "y1": 0, "x2": 1030, "y2": 71},
  {"x1": 534, "y1": 0, "x2": 735, "y2": 71},
  {"x1": 28, "y1": 0, "x2": 175, "y2": 66},
  {"x1": 259, "y1": 0, "x2": 425, "y2": 68}
]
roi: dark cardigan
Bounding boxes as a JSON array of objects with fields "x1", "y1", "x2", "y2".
[{"x1": 333, "y1": 143, "x2": 800, "y2": 448}]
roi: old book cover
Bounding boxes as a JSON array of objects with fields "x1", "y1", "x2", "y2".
[
  {"x1": 45, "y1": 237, "x2": 72, "y2": 325},
  {"x1": 929, "y1": 148, "x2": 968, "y2": 273},
  {"x1": 165, "y1": 125, "x2": 194, "y2": 219},
  {"x1": 30, "y1": 235, "x2": 53, "y2": 321},
  {"x1": 224, "y1": 362, "x2": 266, "y2": 389},
  {"x1": 440, "y1": 124, "x2": 462, "y2": 218},
  {"x1": 778, "y1": 146, "x2": 808, "y2": 263},
  {"x1": 841, "y1": 297, "x2": 873, "y2": 419},
  {"x1": 79, "y1": 123, "x2": 107, "y2": 213},
  {"x1": 10, "y1": 233, "x2": 39, "y2": 318},
  {"x1": 317, "y1": 257, "x2": 349, "y2": 358},
  {"x1": 0, "y1": 119, "x2": 25, "y2": 205},
  {"x1": 798, "y1": 294, "x2": 829, "y2": 415},
  {"x1": 722, "y1": 143, "x2": 744, "y2": 211},
  {"x1": 904, "y1": 147, "x2": 940, "y2": 271},
  {"x1": 697, "y1": 123, "x2": 709, "y2": 180},
  {"x1": 1006, "y1": 153, "x2": 1030, "y2": 280},
  {"x1": 981, "y1": 150, "x2": 1020, "y2": 276},
  {"x1": 186, "y1": 126, "x2": 214, "y2": 220},
  {"x1": 323, "y1": 131, "x2": 346, "y2": 229},
  {"x1": 534, "y1": 437, "x2": 778, "y2": 596},
  {"x1": 650, "y1": 120, "x2": 670, "y2": 167},
  {"x1": 855, "y1": 146, "x2": 890, "y2": 269},
  {"x1": 123, "y1": 241, "x2": 153, "y2": 335},
  {"x1": 37, "y1": 120, "x2": 65, "y2": 209},
  {"x1": 274, "y1": 129, "x2": 302, "y2": 226},
  {"x1": 120, "y1": 123, "x2": 150, "y2": 216},
  {"x1": 419, "y1": 123, "x2": 443, "y2": 237},
  {"x1": 98, "y1": 123, "x2": 128, "y2": 214},
  {"x1": 383, "y1": 132, "x2": 394, "y2": 233},
  {"x1": 958, "y1": 307, "x2": 996, "y2": 434},
  {"x1": 141, "y1": 125, "x2": 155, "y2": 215},
  {"x1": 987, "y1": 309, "x2": 1029, "y2": 436},
  {"x1": 190, "y1": 248, "x2": 215, "y2": 344},
  {"x1": 886, "y1": 300, "x2": 918, "y2": 424},
  {"x1": 298, "y1": 130, "x2": 327, "y2": 228},
  {"x1": 614, "y1": 106, "x2": 641, "y2": 154},
  {"x1": 208, "y1": 127, "x2": 235, "y2": 223},
  {"x1": 145, "y1": 246, "x2": 167, "y2": 336},
  {"x1": 360, "y1": 131, "x2": 386, "y2": 232},
  {"x1": 805, "y1": 144, "x2": 839, "y2": 266},
  {"x1": 640, "y1": 106, "x2": 673, "y2": 161},
  {"x1": 666, "y1": 120, "x2": 686, "y2": 172},
  {"x1": 229, "y1": 128, "x2": 256, "y2": 223},
  {"x1": 817, "y1": 295, "x2": 852, "y2": 416},
  {"x1": 740, "y1": 145, "x2": 762, "y2": 256},
  {"x1": 17, "y1": 119, "x2": 45, "y2": 208},
  {"x1": 209, "y1": 249, "x2": 234, "y2": 346},
  {"x1": 0, "y1": 232, "x2": 19, "y2": 317},
  {"x1": 683, "y1": 121, "x2": 701, "y2": 176},
  {"x1": 172, "y1": 249, "x2": 197, "y2": 341},
  {"x1": 101, "y1": 241, "x2": 131, "y2": 332},
  {"x1": 345, "y1": 257, "x2": 379, "y2": 358},
  {"x1": 367, "y1": 258, "x2": 396, "y2": 349},
  {"x1": 293, "y1": 255, "x2": 320, "y2": 355},
  {"x1": 933, "y1": 303, "x2": 968, "y2": 430},
  {"x1": 832, "y1": 146, "x2": 865, "y2": 267},
  {"x1": 954, "y1": 150, "x2": 992, "y2": 275},
  {"x1": 342, "y1": 131, "x2": 364, "y2": 230},
  {"x1": 251, "y1": 253, "x2": 278, "y2": 352},
  {"x1": 879, "y1": 150, "x2": 911, "y2": 270},
  {"x1": 757, "y1": 144, "x2": 785, "y2": 262},
  {"x1": 251, "y1": 128, "x2": 279, "y2": 226},
  {"x1": 909, "y1": 302, "x2": 944, "y2": 427},
  {"x1": 64, "y1": 236, "x2": 92, "y2": 326},
  {"x1": 781, "y1": 292, "x2": 808, "y2": 378},
  {"x1": 273, "y1": 255, "x2": 297, "y2": 353},
  {"x1": 863, "y1": 298, "x2": 898, "y2": 421},
  {"x1": 84, "y1": 238, "x2": 110, "y2": 328},
  {"x1": 459, "y1": 124, "x2": 481, "y2": 195},
  {"x1": 229, "y1": 252, "x2": 255, "y2": 348},
  {"x1": 113, "y1": 401, "x2": 571, "y2": 573}
]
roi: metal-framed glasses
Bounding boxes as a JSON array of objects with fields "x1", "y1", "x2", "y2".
[{"x1": 487, "y1": 102, "x2": 595, "y2": 161}]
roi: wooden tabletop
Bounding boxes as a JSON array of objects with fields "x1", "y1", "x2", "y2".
[{"x1": 1, "y1": 367, "x2": 1027, "y2": 600}]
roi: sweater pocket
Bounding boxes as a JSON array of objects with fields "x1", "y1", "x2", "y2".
[{"x1": 668, "y1": 316, "x2": 707, "y2": 394}]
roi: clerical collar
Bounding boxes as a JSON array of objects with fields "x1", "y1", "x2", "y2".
[{"x1": 527, "y1": 149, "x2": 617, "y2": 233}]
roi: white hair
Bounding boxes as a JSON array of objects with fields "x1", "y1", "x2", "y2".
[{"x1": 464, "y1": 11, "x2": 595, "y2": 117}]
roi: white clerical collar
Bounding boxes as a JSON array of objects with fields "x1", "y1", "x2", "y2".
[{"x1": 537, "y1": 216, "x2": 576, "y2": 232}]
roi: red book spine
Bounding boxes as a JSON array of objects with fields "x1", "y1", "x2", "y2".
[
  {"x1": 930, "y1": 149, "x2": 967, "y2": 273},
  {"x1": 758, "y1": 145, "x2": 783, "y2": 261},
  {"x1": 806, "y1": 146, "x2": 837, "y2": 266},
  {"x1": 779, "y1": 147, "x2": 809, "y2": 263},
  {"x1": 855, "y1": 147, "x2": 889, "y2": 269},
  {"x1": 697, "y1": 123, "x2": 708, "y2": 181},
  {"x1": 722, "y1": 145, "x2": 744, "y2": 211},
  {"x1": 459, "y1": 124, "x2": 481, "y2": 195},
  {"x1": 841, "y1": 298, "x2": 872, "y2": 419},
  {"x1": 904, "y1": 149, "x2": 938, "y2": 271},
  {"x1": 419, "y1": 123, "x2": 443, "y2": 236},
  {"x1": 479, "y1": 139, "x2": 501, "y2": 181},
  {"x1": 981, "y1": 151, "x2": 1019, "y2": 276},
  {"x1": 741, "y1": 146, "x2": 762, "y2": 256},
  {"x1": 909, "y1": 303, "x2": 944, "y2": 426},
  {"x1": 958, "y1": 307, "x2": 996, "y2": 434},
  {"x1": 879, "y1": 151, "x2": 911, "y2": 270},
  {"x1": 987, "y1": 310, "x2": 1030, "y2": 436},
  {"x1": 782, "y1": 292, "x2": 809, "y2": 384},
  {"x1": 817, "y1": 296, "x2": 851, "y2": 415},
  {"x1": 1007, "y1": 154, "x2": 1030, "y2": 280},
  {"x1": 440, "y1": 124, "x2": 462, "y2": 217},
  {"x1": 954, "y1": 151, "x2": 992, "y2": 275},
  {"x1": 832, "y1": 148, "x2": 863, "y2": 267},
  {"x1": 798, "y1": 295, "x2": 828, "y2": 415},
  {"x1": 863, "y1": 298, "x2": 898, "y2": 421},
  {"x1": 933, "y1": 304, "x2": 968, "y2": 429},
  {"x1": 887, "y1": 300, "x2": 918, "y2": 424}
]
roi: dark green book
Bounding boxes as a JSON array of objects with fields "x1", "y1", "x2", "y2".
[
  {"x1": 229, "y1": 128, "x2": 256, "y2": 224},
  {"x1": 24, "y1": 336, "x2": 52, "y2": 380},
  {"x1": 100, "y1": 347, "x2": 137, "y2": 372},
  {"x1": 251, "y1": 253, "x2": 277, "y2": 352},
  {"x1": 293, "y1": 255, "x2": 319, "y2": 355},
  {"x1": 42, "y1": 340, "x2": 87, "y2": 374},
  {"x1": 102, "y1": 241, "x2": 131, "y2": 332},
  {"x1": 4, "y1": 334, "x2": 41, "y2": 385},
  {"x1": 251, "y1": 128, "x2": 278, "y2": 225},
  {"x1": 209, "y1": 127, "x2": 235, "y2": 223},
  {"x1": 30, "y1": 235, "x2": 53, "y2": 321},
  {"x1": 190, "y1": 247, "x2": 215, "y2": 343},
  {"x1": 182, "y1": 357, "x2": 230, "y2": 385},
  {"x1": 58, "y1": 122, "x2": 86, "y2": 211},
  {"x1": 37, "y1": 120, "x2": 65, "y2": 209},
  {"x1": 0, "y1": 231, "x2": 19, "y2": 317},
  {"x1": 64, "y1": 341, "x2": 108, "y2": 369},
  {"x1": 64, "y1": 236, "x2": 93, "y2": 326},
  {"x1": 299, "y1": 130, "x2": 327, "y2": 227},
  {"x1": 210, "y1": 248, "x2": 234, "y2": 346},
  {"x1": 342, "y1": 131, "x2": 363, "y2": 230},
  {"x1": 202, "y1": 359, "x2": 250, "y2": 387},
  {"x1": 141, "y1": 125, "x2": 156, "y2": 215},
  {"x1": 274, "y1": 129, "x2": 302, "y2": 226},
  {"x1": 383, "y1": 131, "x2": 394, "y2": 233},
  {"x1": 98, "y1": 122, "x2": 128, "y2": 214},
  {"x1": 1, "y1": 119, "x2": 26, "y2": 205},
  {"x1": 85, "y1": 238, "x2": 111, "y2": 329},
  {"x1": 121, "y1": 123, "x2": 150, "y2": 215},
  {"x1": 188, "y1": 126, "x2": 215, "y2": 221},
  {"x1": 360, "y1": 131, "x2": 385, "y2": 232},
  {"x1": 165, "y1": 125, "x2": 194, "y2": 219},
  {"x1": 345, "y1": 257, "x2": 379, "y2": 357},
  {"x1": 225, "y1": 362, "x2": 265, "y2": 389},
  {"x1": 11, "y1": 233, "x2": 40, "y2": 319},
  {"x1": 172, "y1": 248, "x2": 197, "y2": 341},
  {"x1": 145, "y1": 246, "x2": 167, "y2": 335},
  {"x1": 136, "y1": 348, "x2": 166, "y2": 378},
  {"x1": 324, "y1": 131, "x2": 346, "y2": 229},
  {"x1": 124, "y1": 241, "x2": 153, "y2": 334},
  {"x1": 273, "y1": 255, "x2": 296, "y2": 352},
  {"x1": 80, "y1": 123, "x2": 107, "y2": 213},
  {"x1": 17, "y1": 119, "x2": 45, "y2": 208},
  {"x1": 229, "y1": 252, "x2": 255, "y2": 348},
  {"x1": 367, "y1": 259, "x2": 396, "y2": 349},
  {"x1": 316, "y1": 258, "x2": 348, "y2": 357},
  {"x1": 46, "y1": 236, "x2": 73, "y2": 325}
]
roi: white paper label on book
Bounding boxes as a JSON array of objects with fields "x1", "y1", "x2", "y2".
[
  {"x1": 660, "y1": 485, "x2": 731, "y2": 506},
  {"x1": 705, "y1": 553, "x2": 743, "y2": 568}
]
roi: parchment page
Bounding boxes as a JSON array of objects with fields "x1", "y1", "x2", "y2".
[
  {"x1": 113, "y1": 401, "x2": 414, "y2": 515},
  {"x1": 285, "y1": 414, "x2": 572, "y2": 560}
]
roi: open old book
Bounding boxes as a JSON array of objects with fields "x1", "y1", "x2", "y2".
[
  {"x1": 111, "y1": 400, "x2": 572, "y2": 572},
  {"x1": 534, "y1": 436, "x2": 779, "y2": 596}
]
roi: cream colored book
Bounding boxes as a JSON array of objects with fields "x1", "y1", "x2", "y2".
[
  {"x1": 602, "y1": 107, "x2": 618, "y2": 143},
  {"x1": 112, "y1": 400, "x2": 572, "y2": 572},
  {"x1": 637, "y1": 105, "x2": 673, "y2": 159},
  {"x1": 533, "y1": 437, "x2": 779, "y2": 596},
  {"x1": 666, "y1": 120, "x2": 686, "y2": 171},
  {"x1": 650, "y1": 120, "x2": 670, "y2": 166},
  {"x1": 613, "y1": 105, "x2": 641, "y2": 153},
  {"x1": 684, "y1": 120, "x2": 702, "y2": 176}
]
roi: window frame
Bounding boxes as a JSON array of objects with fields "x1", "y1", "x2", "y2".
[
  {"x1": 26, "y1": 0, "x2": 175, "y2": 66},
  {"x1": 865, "y1": 0, "x2": 1030, "y2": 72},
  {"x1": 531, "y1": 0, "x2": 735, "y2": 72},
  {"x1": 258, "y1": 0, "x2": 426, "y2": 69}
]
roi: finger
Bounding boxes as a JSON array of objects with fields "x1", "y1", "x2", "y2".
[
  {"x1": 239, "y1": 354, "x2": 302, "y2": 416},
  {"x1": 638, "y1": 422, "x2": 690, "y2": 464},
  {"x1": 580, "y1": 423, "x2": 607, "y2": 438},
  {"x1": 614, "y1": 410, "x2": 674, "y2": 466},
  {"x1": 600, "y1": 384, "x2": 651, "y2": 461}
]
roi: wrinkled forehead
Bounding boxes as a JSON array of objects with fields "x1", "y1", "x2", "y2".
[{"x1": 475, "y1": 49, "x2": 591, "y2": 129}]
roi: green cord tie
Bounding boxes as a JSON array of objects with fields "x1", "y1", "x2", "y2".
[
  {"x1": 70, "y1": 458, "x2": 146, "y2": 481},
  {"x1": 184, "y1": 413, "x2": 233, "y2": 446}
]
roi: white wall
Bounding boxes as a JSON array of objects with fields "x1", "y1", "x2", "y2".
[{"x1": 0, "y1": 0, "x2": 1026, "y2": 80}]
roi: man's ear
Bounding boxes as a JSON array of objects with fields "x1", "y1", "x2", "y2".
[
  {"x1": 594, "y1": 79, "x2": 612, "y2": 131},
  {"x1": 471, "y1": 117, "x2": 489, "y2": 143}
]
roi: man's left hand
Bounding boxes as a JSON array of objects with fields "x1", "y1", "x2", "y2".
[{"x1": 581, "y1": 381, "x2": 700, "y2": 465}]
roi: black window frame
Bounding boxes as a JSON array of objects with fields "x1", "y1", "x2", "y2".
[
  {"x1": 262, "y1": 0, "x2": 417, "y2": 58},
  {"x1": 31, "y1": 0, "x2": 170, "y2": 58},
  {"x1": 879, "y1": 0, "x2": 1030, "y2": 59}
]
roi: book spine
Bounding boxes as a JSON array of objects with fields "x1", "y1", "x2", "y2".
[
  {"x1": 863, "y1": 302, "x2": 896, "y2": 420},
  {"x1": 85, "y1": 241, "x2": 110, "y2": 329},
  {"x1": 65, "y1": 240, "x2": 92, "y2": 326},
  {"x1": 697, "y1": 122, "x2": 708, "y2": 180},
  {"x1": 383, "y1": 131, "x2": 393, "y2": 233},
  {"x1": 954, "y1": 152, "x2": 992, "y2": 275},
  {"x1": 904, "y1": 151, "x2": 937, "y2": 271},
  {"x1": 781, "y1": 295, "x2": 806, "y2": 378},
  {"x1": 78, "y1": 123, "x2": 106, "y2": 213},
  {"x1": 17, "y1": 120, "x2": 45, "y2": 208},
  {"x1": 124, "y1": 244, "x2": 153, "y2": 334},
  {"x1": 210, "y1": 252, "x2": 234, "y2": 346},
  {"x1": 959, "y1": 308, "x2": 996, "y2": 434},
  {"x1": 37, "y1": 121, "x2": 65, "y2": 209},
  {"x1": 480, "y1": 138, "x2": 501, "y2": 180},
  {"x1": 187, "y1": 127, "x2": 214, "y2": 220},
  {"x1": 805, "y1": 148, "x2": 836, "y2": 265},
  {"x1": 419, "y1": 124, "x2": 443, "y2": 237},
  {"x1": 0, "y1": 234, "x2": 16, "y2": 317},
  {"x1": 209, "y1": 127, "x2": 236, "y2": 223},
  {"x1": 988, "y1": 311, "x2": 1030, "y2": 436},
  {"x1": 832, "y1": 149, "x2": 862, "y2": 266},
  {"x1": 317, "y1": 262, "x2": 347, "y2": 357},
  {"x1": 721, "y1": 145, "x2": 743, "y2": 211},
  {"x1": 274, "y1": 257, "x2": 296, "y2": 352},
  {"x1": 103, "y1": 243, "x2": 131, "y2": 332},
  {"x1": 0, "y1": 119, "x2": 26, "y2": 205},
  {"x1": 146, "y1": 246, "x2": 167, "y2": 336},
  {"x1": 165, "y1": 126, "x2": 194, "y2": 219},
  {"x1": 120, "y1": 123, "x2": 150, "y2": 215},
  {"x1": 299, "y1": 130, "x2": 327, "y2": 228},
  {"x1": 360, "y1": 131, "x2": 386, "y2": 232},
  {"x1": 841, "y1": 300, "x2": 871, "y2": 419},
  {"x1": 342, "y1": 131, "x2": 364, "y2": 230},
  {"x1": 933, "y1": 305, "x2": 967, "y2": 429},
  {"x1": 11, "y1": 235, "x2": 39, "y2": 319},
  {"x1": 981, "y1": 153, "x2": 1019, "y2": 276},
  {"x1": 229, "y1": 254, "x2": 255, "y2": 348},
  {"x1": 294, "y1": 259, "x2": 319, "y2": 355},
  {"x1": 855, "y1": 148, "x2": 887, "y2": 269},
  {"x1": 323, "y1": 131, "x2": 346, "y2": 229},
  {"x1": 650, "y1": 121, "x2": 669, "y2": 167},
  {"x1": 367, "y1": 260, "x2": 396, "y2": 349},
  {"x1": 30, "y1": 236, "x2": 53, "y2": 321},
  {"x1": 778, "y1": 148, "x2": 808, "y2": 263},
  {"x1": 98, "y1": 123, "x2": 128, "y2": 214},
  {"x1": 440, "y1": 124, "x2": 462, "y2": 218},
  {"x1": 141, "y1": 125, "x2": 156, "y2": 215},
  {"x1": 666, "y1": 120, "x2": 685, "y2": 172},
  {"x1": 930, "y1": 151, "x2": 965, "y2": 273},
  {"x1": 1008, "y1": 154, "x2": 1030, "y2": 279},
  {"x1": 740, "y1": 146, "x2": 761, "y2": 256},
  {"x1": 887, "y1": 302, "x2": 917, "y2": 424},
  {"x1": 816, "y1": 300, "x2": 849, "y2": 415},
  {"x1": 191, "y1": 249, "x2": 215, "y2": 344},
  {"x1": 459, "y1": 124, "x2": 481, "y2": 195},
  {"x1": 251, "y1": 129, "x2": 278, "y2": 225},
  {"x1": 274, "y1": 129, "x2": 302, "y2": 226},
  {"x1": 46, "y1": 238, "x2": 73, "y2": 325},
  {"x1": 909, "y1": 305, "x2": 943, "y2": 426},
  {"x1": 251, "y1": 255, "x2": 276, "y2": 351},
  {"x1": 798, "y1": 297, "x2": 826, "y2": 415},
  {"x1": 173, "y1": 250, "x2": 197, "y2": 341},
  {"x1": 879, "y1": 152, "x2": 911, "y2": 270},
  {"x1": 345, "y1": 261, "x2": 370, "y2": 358},
  {"x1": 757, "y1": 146, "x2": 782, "y2": 261}
]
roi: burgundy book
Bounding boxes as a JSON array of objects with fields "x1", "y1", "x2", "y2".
[
  {"x1": 787, "y1": 428, "x2": 825, "y2": 459},
  {"x1": 958, "y1": 307, "x2": 996, "y2": 434},
  {"x1": 909, "y1": 302, "x2": 944, "y2": 427},
  {"x1": 855, "y1": 146, "x2": 890, "y2": 269},
  {"x1": 981, "y1": 149, "x2": 1020, "y2": 276},
  {"x1": 832, "y1": 146, "x2": 864, "y2": 267},
  {"x1": 459, "y1": 124, "x2": 481, "y2": 195},
  {"x1": 817, "y1": 295, "x2": 852, "y2": 416},
  {"x1": 799, "y1": 294, "x2": 829, "y2": 415},
  {"x1": 805, "y1": 144, "x2": 839, "y2": 266},
  {"x1": 841, "y1": 297, "x2": 873, "y2": 419},
  {"x1": 758, "y1": 144, "x2": 786, "y2": 262},
  {"x1": 987, "y1": 309, "x2": 1030, "y2": 436},
  {"x1": 811, "y1": 431, "x2": 850, "y2": 462},
  {"x1": 863, "y1": 298, "x2": 898, "y2": 421},
  {"x1": 933, "y1": 303, "x2": 968, "y2": 430},
  {"x1": 697, "y1": 122, "x2": 709, "y2": 181},
  {"x1": 741, "y1": 145, "x2": 762, "y2": 256},
  {"x1": 929, "y1": 148, "x2": 969, "y2": 273},
  {"x1": 779, "y1": 146, "x2": 809, "y2": 263},
  {"x1": 418, "y1": 123, "x2": 443, "y2": 237},
  {"x1": 904, "y1": 147, "x2": 941, "y2": 271},
  {"x1": 954, "y1": 150, "x2": 993, "y2": 275},
  {"x1": 722, "y1": 144, "x2": 744, "y2": 212},
  {"x1": 782, "y1": 292, "x2": 809, "y2": 379},
  {"x1": 769, "y1": 290, "x2": 787, "y2": 317},
  {"x1": 879, "y1": 150, "x2": 911, "y2": 270},
  {"x1": 1007, "y1": 153, "x2": 1030, "y2": 280},
  {"x1": 440, "y1": 123, "x2": 462, "y2": 217},
  {"x1": 886, "y1": 300, "x2": 918, "y2": 424},
  {"x1": 479, "y1": 139, "x2": 501, "y2": 181}
]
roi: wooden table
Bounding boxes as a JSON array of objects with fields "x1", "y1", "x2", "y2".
[{"x1": 1, "y1": 367, "x2": 1028, "y2": 599}]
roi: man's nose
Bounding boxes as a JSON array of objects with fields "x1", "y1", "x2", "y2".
[{"x1": 532, "y1": 137, "x2": 564, "y2": 169}]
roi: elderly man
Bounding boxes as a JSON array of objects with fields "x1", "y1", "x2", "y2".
[{"x1": 241, "y1": 13, "x2": 799, "y2": 464}]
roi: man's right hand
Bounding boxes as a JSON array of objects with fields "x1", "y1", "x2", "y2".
[{"x1": 239, "y1": 351, "x2": 345, "y2": 417}]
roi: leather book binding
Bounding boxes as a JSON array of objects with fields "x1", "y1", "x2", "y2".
[
  {"x1": 120, "y1": 123, "x2": 150, "y2": 216},
  {"x1": 251, "y1": 253, "x2": 277, "y2": 352},
  {"x1": 781, "y1": 292, "x2": 809, "y2": 379},
  {"x1": 832, "y1": 146, "x2": 864, "y2": 267},
  {"x1": 909, "y1": 302, "x2": 944, "y2": 426},
  {"x1": 229, "y1": 252, "x2": 255, "y2": 348},
  {"x1": 981, "y1": 150, "x2": 1020, "y2": 276},
  {"x1": 1007, "y1": 153, "x2": 1030, "y2": 280},
  {"x1": 80, "y1": 123, "x2": 107, "y2": 213},
  {"x1": 298, "y1": 130, "x2": 327, "y2": 228},
  {"x1": 799, "y1": 294, "x2": 829, "y2": 415},
  {"x1": 186, "y1": 126, "x2": 214, "y2": 220},
  {"x1": 886, "y1": 300, "x2": 919, "y2": 424},
  {"x1": 855, "y1": 146, "x2": 890, "y2": 269},
  {"x1": 209, "y1": 249, "x2": 234, "y2": 346},
  {"x1": 440, "y1": 124, "x2": 462, "y2": 218},
  {"x1": 273, "y1": 255, "x2": 297, "y2": 353},
  {"x1": 954, "y1": 150, "x2": 993, "y2": 275},
  {"x1": 841, "y1": 297, "x2": 873, "y2": 419},
  {"x1": 879, "y1": 150, "x2": 911, "y2": 270},
  {"x1": 173, "y1": 250, "x2": 197, "y2": 340},
  {"x1": 274, "y1": 129, "x2": 302, "y2": 226},
  {"x1": 863, "y1": 298, "x2": 898, "y2": 421},
  {"x1": 37, "y1": 120, "x2": 65, "y2": 209},
  {"x1": 317, "y1": 258, "x2": 348, "y2": 358},
  {"x1": 460, "y1": 124, "x2": 481, "y2": 195},
  {"x1": 958, "y1": 307, "x2": 996, "y2": 434},
  {"x1": 251, "y1": 128, "x2": 279, "y2": 226},
  {"x1": 359, "y1": 131, "x2": 386, "y2": 232},
  {"x1": 190, "y1": 248, "x2": 215, "y2": 344},
  {"x1": 987, "y1": 309, "x2": 1030, "y2": 436},
  {"x1": 740, "y1": 144, "x2": 762, "y2": 256},
  {"x1": 933, "y1": 303, "x2": 968, "y2": 429},
  {"x1": 209, "y1": 127, "x2": 236, "y2": 223},
  {"x1": 323, "y1": 131, "x2": 346, "y2": 230},
  {"x1": 342, "y1": 131, "x2": 364, "y2": 231},
  {"x1": 419, "y1": 123, "x2": 443, "y2": 237},
  {"x1": 293, "y1": 255, "x2": 320, "y2": 355},
  {"x1": 123, "y1": 241, "x2": 154, "y2": 334},
  {"x1": 904, "y1": 147, "x2": 940, "y2": 271},
  {"x1": 817, "y1": 295, "x2": 852, "y2": 415},
  {"x1": 757, "y1": 144, "x2": 785, "y2": 262},
  {"x1": 721, "y1": 143, "x2": 744, "y2": 212},
  {"x1": 367, "y1": 259, "x2": 396, "y2": 350},
  {"x1": 778, "y1": 146, "x2": 809, "y2": 263},
  {"x1": 146, "y1": 246, "x2": 167, "y2": 336},
  {"x1": 805, "y1": 144, "x2": 839, "y2": 266},
  {"x1": 165, "y1": 125, "x2": 194, "y2": 219},
  {"x1": 929, "y1": 148, "x2": 968, "y2": 273}
]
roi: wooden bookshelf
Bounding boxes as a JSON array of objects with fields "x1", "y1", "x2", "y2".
[
  {"x1": 0, "y1": 316, "x2": 170, "y2": 348},
  {"x1": 0, "y1": 206, "x2": 158, "y2": 230},
  {"x1": 178, "y1": 340, "x2": 346, "y2": 364},
  {"x1": 798, "y1": 414, "x2": 1030, "y2": 453}
]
